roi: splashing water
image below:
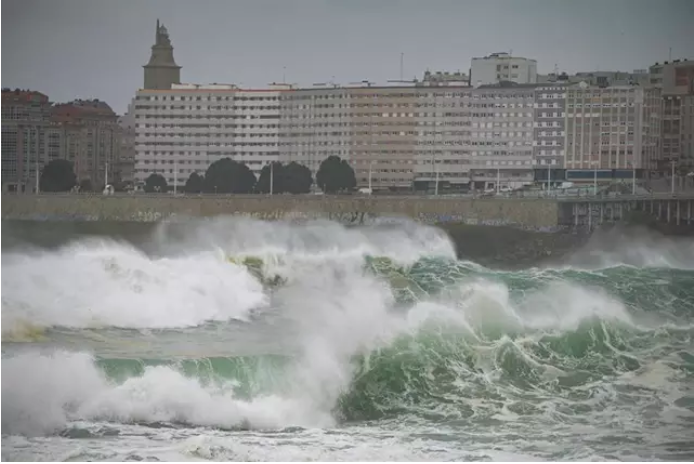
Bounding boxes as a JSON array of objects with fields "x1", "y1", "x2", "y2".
[{"x1": 2, "y1": 218, "x2": 694, "y2": 461}]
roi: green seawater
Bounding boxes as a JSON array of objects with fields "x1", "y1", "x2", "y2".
[{"x1": 2, "y1": 218, "x2": 694, "y2": 461}]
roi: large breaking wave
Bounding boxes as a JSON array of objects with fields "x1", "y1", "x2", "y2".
[{"x1": 2, "y1": 217, "x2": 693, "y2": 453}]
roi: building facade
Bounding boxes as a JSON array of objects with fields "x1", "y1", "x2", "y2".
[
  {"x1": 466, "y1": 84, "x2": 536, "y2": 189},
  {"x1": 650, "y1": 59, "x2": 694, "y2": 173},
  {"x1": 132, "y1": 84, "x2": 285, "y2": 186},
  {"x1": 50, "y1": 99, "x2": 122, "y2": 188},
  {"x1": 564, "y1": 83, "x2": 662, "y2": 173},
  {"x1": 1, "y1": 89, "x2": 54, "y2": 192},
  {"x1": 117, "y1": 107, "x2": 136, "y2": 186},
  {"x1": 533, "y1": 84, "x2": 568, "y2": 173},
  {"x1": 470, "y1": 53, "x2": 538, "y2": 86}
]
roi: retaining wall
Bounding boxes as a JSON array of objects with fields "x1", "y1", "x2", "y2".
[{"x1": 1, "y1": 195, "x2": 562, "y2": 230}]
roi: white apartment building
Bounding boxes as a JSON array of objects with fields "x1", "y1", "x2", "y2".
[
  {"x1": 534, "y1": 84, "x2": 568, "y2": 169},
  {"x1": 132, "y1": 83, "x2": 285, "y2": 186},
  {"x1": 469, "y1": 84, "x2": 536, "y2": 190},
  {"x1": 471, "y1": 53, "x2": 538, "y2": 86}
]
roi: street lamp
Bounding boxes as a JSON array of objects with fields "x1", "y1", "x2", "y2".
[{"x1": 591, "y1": 160, "x2": 599, "y2": 196}]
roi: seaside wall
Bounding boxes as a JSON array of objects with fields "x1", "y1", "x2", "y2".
[{"x1": 1, "y1": 195, "x2": 562, "y2": 230}]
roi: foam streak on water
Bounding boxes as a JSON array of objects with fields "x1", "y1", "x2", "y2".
[{"x1": 2, "y1": 217, "x2": 694, "y2": 461}]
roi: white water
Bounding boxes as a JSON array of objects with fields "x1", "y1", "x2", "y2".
[
  {"x1": 2, "y1": 218, "x2": 692, "y2": 461},
  {"x1": 1, "y1": 218, "x2": 454, "y2": 333}
]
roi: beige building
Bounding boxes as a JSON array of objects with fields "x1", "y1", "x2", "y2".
[
  {"x1": 564, "y1": 83, "x2": 662, "y2": 172},
  {"x1": 51, "y1": 99, "x2": 122, "y2": 188},
  {"x1": 650, "y1": 59, "x2": 694, "y2": 173},
  {"x1": 117, "y1": 107, "x2": 136, "y2": 186}
]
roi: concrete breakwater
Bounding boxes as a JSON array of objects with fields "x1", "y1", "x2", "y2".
[{"x1": 1, "y1": 194, "x2": 562, "y2": 230}]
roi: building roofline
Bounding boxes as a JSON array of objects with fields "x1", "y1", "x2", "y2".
[{"x1": 137, "y1": 84, "x2": 477, "y2": 93}]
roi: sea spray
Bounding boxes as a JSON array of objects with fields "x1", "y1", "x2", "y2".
[{"x1": 2, "y1": 217, "x2": 694, "y2": 461}]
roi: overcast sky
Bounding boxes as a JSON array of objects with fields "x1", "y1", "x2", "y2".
[{"x1": 3, "y1": 0, "x2": 693, "y2": 114}]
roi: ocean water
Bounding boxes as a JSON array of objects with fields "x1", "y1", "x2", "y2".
[{"x1": 2, "y1": 218, "x2": 694, "y2": 461}]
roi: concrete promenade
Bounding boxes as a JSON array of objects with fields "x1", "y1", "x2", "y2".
[{"x1": 2, "y1": 193, "x2": 693, "y2": 230}]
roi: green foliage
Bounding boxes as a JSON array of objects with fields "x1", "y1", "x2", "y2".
[
  {"x1": 256, "y1": 161, "x2": 313, "y2": 194},
  {"x1": 39, "y1": 159, "x2": 77, "y2": 192},
  {"x1": 204, "y1": 158, "x2": 256, "y2": 194},
  {"x1": 184, "y1": 172, "x2": 205, "y2": 193},
  {"x1": 316, "y1": 155, "x2": 356, "y2": 194},
  {"x1": 144, "y1": 173, "x2": 168, "y2": 193},
  {"x1": 282, "y1": 162, "x2": 313, "y2": 194}
]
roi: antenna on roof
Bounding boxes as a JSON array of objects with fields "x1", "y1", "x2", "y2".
[{"x1": 400, "y1": 52, "x2": 404, "y2": 81}]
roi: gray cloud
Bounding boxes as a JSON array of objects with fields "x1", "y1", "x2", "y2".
[{"x1": 3, "y1": 0, "x2": 693, "y2": 113}]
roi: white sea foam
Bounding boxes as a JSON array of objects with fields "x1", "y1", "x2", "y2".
[
  {"x1": 2, "y1": 217, "x2": 689, "y2": 448},
  {"x1": 1, "y1": 240, "x2": 267, "y2": 331}
]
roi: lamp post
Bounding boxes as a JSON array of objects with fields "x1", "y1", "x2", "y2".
[{"x1": 35, "y1": 155, "x2": 40, "y2": 194}]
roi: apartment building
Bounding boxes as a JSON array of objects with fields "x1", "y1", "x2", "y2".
[
  {"x1": 1, "y1": 89, "x2": 54, "y2": 192},
  {"x1": 279, "y1": 84, "x2": 473, "y2": 192},
  {"x1": 534, "y1": 84, "x2": 569, "y2": 172},
  {"x1": 650, "y1": 59, "x2": 694, "y2": 172},
  {"x1": 51, "y1": 99, "x2": 122, "y2": 188},
  {"x1": 132, "y1": 84, "x2": 284, "y2": 185},
  {"x1": 279, "y1": 86, "x2": 352, "y2": 178},
  {"x1": 470, "y1": 53, "x2": 537, "y2": 86},
  {"x1": 564, "y1": 83, "x2": 662, "y2": 172},
  {"x1": 117, "y1": 108, "x2": 136, "y2": 186},
  {"x1": 468, "y1": 84, "x2": 536, "y2": 189}
]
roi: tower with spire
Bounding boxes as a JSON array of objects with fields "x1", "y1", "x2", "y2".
[{"x1": 143, "y1": 19, "x2": 181, "y2": 90}]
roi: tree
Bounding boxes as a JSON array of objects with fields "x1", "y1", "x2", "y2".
[
  {"x1": 39, "y1": 159, "x2": 77, "y2": 192},
  {"x1": 255, "y1": 161, "x2": 283, "y2": 194},
  {"x1": 204, "y1": 158, "x2": 256, "y2": 194},
  {"x1": 282, "y1": 162, "x2": 313, "y2": 194},
  {"x1": 184, "y1": 172, "x2": 205, "y2": 193},
  {"x1": 316, "y1": 156, "x2": 356, "y2": 194},
  {"x1": 144, "y1": 173, "x2": 168, "y2": 193},
  {"x1": 79, "y1": 179, "x2": 93, "y2": 192}
]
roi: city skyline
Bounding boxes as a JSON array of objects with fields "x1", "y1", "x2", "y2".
[{"x1": 3, "y1": 0, "x2": 693, "y2": 114}]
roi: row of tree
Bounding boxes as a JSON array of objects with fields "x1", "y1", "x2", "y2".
[{"x1": 37, "y1": 155, "x2": 358, "y2": 194}]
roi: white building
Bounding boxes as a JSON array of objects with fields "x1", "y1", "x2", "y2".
[
  {"x1": 132, "y1": 83, "x2": 286, "y2": 186},
  {"x1": 471, "y1": 53, "x2": 538, "y2": 86}
]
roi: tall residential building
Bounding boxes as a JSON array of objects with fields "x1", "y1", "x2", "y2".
[
  {"x1": 51, "y1": 99, "x2": 122, "y2": 188},
  {"x1": 564, "y1": 83, "x2": 662, "y2": 172},
  {"x1": 468, "y1": 84, "x2": 536, "y2": 189},
  {"x1": 470, "y1": 53, "x2": 538, "y2": 86},
  {"x1": 533, "y1": 83, "x2": 569, "y2": 169},
  {"x1": 143, "y1": 20, "x2": 181, "y2": 90},
  {"x1": 649, "y1": 59, "x2": 694, "y2": 172},
  {"x1": 280, "y1": 85, "x2": 422, "y2": 191},
  {"x1": 117, "y1": 106, "x2": 136, "y2": 186},
  {"x1": 132, "y1": 84, "x2": 285, "y2": 186},
  {"x1": 1, "y1": 89, "x2": 54, "y2": 192}
]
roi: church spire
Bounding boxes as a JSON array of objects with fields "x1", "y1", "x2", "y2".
[{"x1": 142, "y1": 19, "x2": 181, "y2": 90}]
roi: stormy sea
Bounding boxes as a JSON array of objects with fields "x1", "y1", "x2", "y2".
[{"x1": 2, "y1": 218, "x2": 694, "y2": 461}]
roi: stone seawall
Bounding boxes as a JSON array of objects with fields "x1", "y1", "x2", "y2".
[{"x1": 1, "y1": 195, "x2": 561, "y2": 230}]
